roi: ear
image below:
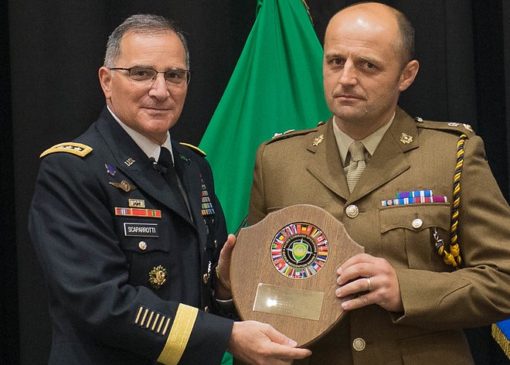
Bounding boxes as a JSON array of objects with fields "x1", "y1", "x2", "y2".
[
  {"x1": 398, "y1": 60, "x2": 419, "y2": 92},
  {"x1": 98, "y1": 66, "x2": 113, "y2": 99}
]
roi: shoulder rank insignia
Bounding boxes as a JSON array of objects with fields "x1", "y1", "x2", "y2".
[
  {"x1": 180, "y1": 142, "x2": 206, "y2": 157},
  {"x1": 40, "y1": 142, "x2": 93, "y2": 158},
  {"x1": 448, "y1": 122, "x2": 474, "y2": 132},
  {"x1": 266, "y1": 128, "x2": 318, "y2": 145},
  {"x1": 416, "y1": 120, "x2": 474, "y2": 138},
  {"x1": 272, "y1": 129, "x2": 295, "y2": 139}
]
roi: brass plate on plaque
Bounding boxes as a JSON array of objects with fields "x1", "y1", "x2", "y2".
[
  {"x1": 253, "y1": 283, "x2": 324, "y2": 321},
  {"x1": 231, "y1": 204, "x2": 364, "y2": 347}
]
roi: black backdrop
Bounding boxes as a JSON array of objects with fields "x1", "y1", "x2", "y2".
[{"x1": 2, "y1": 1, "x2": 509, "y2": 364}]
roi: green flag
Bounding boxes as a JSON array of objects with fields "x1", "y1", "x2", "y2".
[
  {"x1": 200, "y1": 0, "x2": 330, "y2": 234},
  {"x1": 205, "y1": 1, "x2": 330, "y2": 363}
]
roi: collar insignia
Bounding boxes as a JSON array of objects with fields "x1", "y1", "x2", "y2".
[
  {"x1": 400, "y1": 133, "x2": 413, "y2": 144},
  {"x1": 124, "y1": 158, "x2": 136, "y2": 167},
  {"x1": 312, "y1": 134, "x2": 324, "y2": 146}
]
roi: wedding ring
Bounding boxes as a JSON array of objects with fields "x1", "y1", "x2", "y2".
[{"x1": 366, "y1": 277, "x2": 372, "y2": 292}]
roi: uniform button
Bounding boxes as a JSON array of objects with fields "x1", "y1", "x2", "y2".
[
  {"x1": 204, "y1": 306, "x2": 209, "y2": 312},
  {"x1": 411, "y1": 218, "x2": 423, "y2": 229},
  {"x1": 345, "y1": 205, "x2": 359, "y2": 218},
  {"x1": 213, "y1": 239, "x2": 218, "y2": 248},
  {"x1": 352, "y1": 337, "x2": 366, "y2": 352},
  {"x1": 138, "y1": 241, "x2": 147, "y2": 251},
  {"x1": 202, "y1": 273, "x2": 210, "y2": 284}
]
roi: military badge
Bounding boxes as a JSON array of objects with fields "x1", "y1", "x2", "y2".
[
  {"x1": 178, "y1": 154, "x2": 191, "y2": 165},
  {"x1": 124, "y1": 157, "x2": 136, "y2": 167},
  {"x1": 312, "y1": 134, "x2": 324, "y2": 146},
  {"x1": 271, "y1": 222, "x2": 329, "y2": 279},
  {"x1": 114, "y1": 207, "x2": 162, "y2": 218},
  {"x1": 104, "y1": 163, "x2": 117, "y2": 176},
  {"x1": 148, "y1": 265, "x2": 167, "y2": 289},
  {"x1": 200, "y1": 176, "x2": 215, "y2": 216},
  {"x1": 381, "y1": 190, "x2": 448, "y2": 206},
  {"x1": 109, "y1": 180, "x2": 137, "y2": 193},
  {"x1": 400, "y1": 133, "x2": 413, "y2": 144},
  {"x1": 128, "y1": 199, "x2": 145, "y2": 208}
]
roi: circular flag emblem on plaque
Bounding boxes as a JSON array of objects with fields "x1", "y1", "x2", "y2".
[{"x1": 271, "y1": 222, "x2": 329, "y2": 279}]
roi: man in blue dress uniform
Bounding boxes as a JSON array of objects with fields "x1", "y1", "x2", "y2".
[{"x1": 29, "y1": 14, "x2": 311, "y2": 365}]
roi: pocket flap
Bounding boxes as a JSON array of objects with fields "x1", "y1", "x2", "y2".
[{"x1": 379, "y1": 204, "x2": 450, "y2": 233}]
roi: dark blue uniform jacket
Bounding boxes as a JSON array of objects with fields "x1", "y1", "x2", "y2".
[{"x1": 29, "y1": 108, "x2": 233, "y2": 365}]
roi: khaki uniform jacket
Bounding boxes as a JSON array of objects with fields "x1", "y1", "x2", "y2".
[{"x1": 247, "y1": 108, "x2": 510, "y2": 365}]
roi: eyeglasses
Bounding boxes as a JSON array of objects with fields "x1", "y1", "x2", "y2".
[{"x1": 109, "y1": 66, "x2": 191, "y2": 85}]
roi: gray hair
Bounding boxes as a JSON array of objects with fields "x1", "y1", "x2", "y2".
[{"x1": 103, "y1": 14, "x2": 190, "y2": 69}]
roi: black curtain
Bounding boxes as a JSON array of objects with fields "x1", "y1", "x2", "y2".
[{"x1": 3, "y1": 1, "x2": 509, "y2": 364}]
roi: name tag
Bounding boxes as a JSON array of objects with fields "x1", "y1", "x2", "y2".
[{"x1": 123, "y1": 223, "x2": 159, "y2": 237}]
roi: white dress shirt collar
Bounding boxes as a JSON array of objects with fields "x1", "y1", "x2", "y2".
[{"x1": 107, "y1": 106, "x2": 174, "y2": 163}]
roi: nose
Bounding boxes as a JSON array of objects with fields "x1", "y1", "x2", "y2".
[
  {"x1": 148, "y1": 73, "x2": 170, "y2": 99},
  {"x1": 338, "y1": 60, "x2": 357, "y2": 86}
]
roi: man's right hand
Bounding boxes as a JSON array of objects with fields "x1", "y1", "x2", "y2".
[{"x1": 228, "y1": 320, "x2": 312, "y2": 365}]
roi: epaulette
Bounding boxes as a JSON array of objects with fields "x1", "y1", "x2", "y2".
[
  {"x1": 266, "y1": 128, "x2": 318, "y2": 145},
  {"x1": 415, "y1": 118, "x2": 474, "y2": 138},
  {"x1": 40, "y1": 142, "x2": 93, "y2": 158},
  {"x1": 180, "y1": 142, "x2": 206, "y2": 157}
]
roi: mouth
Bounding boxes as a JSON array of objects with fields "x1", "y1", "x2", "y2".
[
  {"x1": 334, "y1": 94, "x2": 364, "y2": 100},
  {"x1": 143, "y1": 106, "x2": 171, "y2": 110}
]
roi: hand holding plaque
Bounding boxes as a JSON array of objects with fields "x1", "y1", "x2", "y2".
[{"x1": 230, "y1": 204, "x2": 364, "y2": 346}]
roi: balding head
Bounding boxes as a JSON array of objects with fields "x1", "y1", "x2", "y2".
[
  {"x1": 326, "y1": 2, "x2": 415, "y2": 65},
  {"x1": 322, "y1": 1, "x2": 419, "y2": 139}
]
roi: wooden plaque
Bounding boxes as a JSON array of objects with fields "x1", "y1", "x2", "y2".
[{"x1": 230, "y1": 204, "x2": 364, "y2": 347}]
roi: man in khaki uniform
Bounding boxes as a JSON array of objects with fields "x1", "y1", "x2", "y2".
[{"x1": 247, "y1": 2, "x2": 510, "y2": 364}]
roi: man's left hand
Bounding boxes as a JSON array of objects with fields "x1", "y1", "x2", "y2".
[{"x1": 335, "y1": 253, "x2": 403, "y2": 312}]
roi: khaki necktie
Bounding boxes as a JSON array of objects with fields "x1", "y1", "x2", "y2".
[{"x1": 346, "y1": 141, "x2": 366, "y2": 192}]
